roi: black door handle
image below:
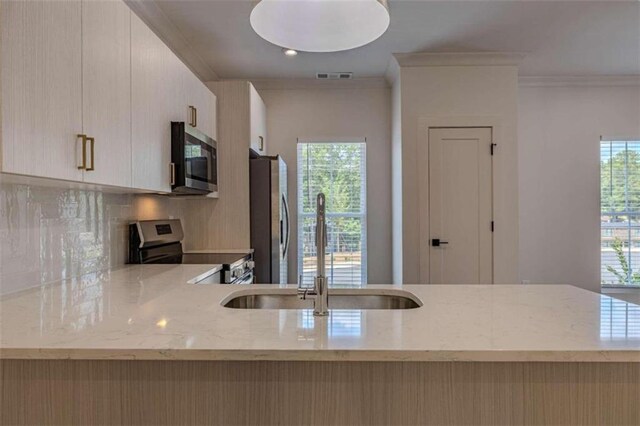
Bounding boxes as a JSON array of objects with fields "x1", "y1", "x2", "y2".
[{"x1": 431, "y1": 238, "x2": 449, "y2": 247}]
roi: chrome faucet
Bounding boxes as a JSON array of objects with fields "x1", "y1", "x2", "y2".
[{"x1": 298, "y1": 193, "x2": 329, "y2": 316}]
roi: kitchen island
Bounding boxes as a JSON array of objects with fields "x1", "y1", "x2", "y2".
[{"x1": 1, "y1": 264, "x2": 639, "y2": 425}]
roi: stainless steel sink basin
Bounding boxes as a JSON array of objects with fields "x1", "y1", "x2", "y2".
[{"x1": 222, "y1": 289, "x2": 422, "y2": 310}]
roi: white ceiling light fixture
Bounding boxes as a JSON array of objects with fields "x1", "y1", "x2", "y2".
[
  {"x1": 250, "y1": 0, "x2": 390, "y2": 53},
  {"x1": 282, "y1": 48, "x2": 299, "y2": 56}
]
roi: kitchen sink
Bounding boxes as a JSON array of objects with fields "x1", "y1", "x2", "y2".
[{"x1": 221, "y1": 289, "x2": 422, "y2": 310}]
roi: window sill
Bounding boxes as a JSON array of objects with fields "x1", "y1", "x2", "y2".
[
  {"x1": 602, "y1": 287, "x2": 640, "y2": 305},
  {"x1": 601, "y1": 286, "x2": 640, "y2": 290}
]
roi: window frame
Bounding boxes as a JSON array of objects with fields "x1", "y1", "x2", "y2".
[
  {"x1": 296, "y1": 140, "x2": 368, "y2": 287},
  {"x1": 600, "y1": 139, "x2": 640, "y2": 289}
]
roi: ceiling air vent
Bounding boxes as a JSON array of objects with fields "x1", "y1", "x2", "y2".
[{"x1": 316, "y1": 72, "x2": 353, "y2": 80}]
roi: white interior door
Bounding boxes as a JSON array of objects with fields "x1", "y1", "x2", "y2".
[{"x1": 428, "y1": 128, "x2": 493, "y2": 284}]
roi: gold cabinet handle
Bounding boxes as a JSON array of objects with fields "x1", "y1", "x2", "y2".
[
  {"x1": 170, "y1": 163, "x2": 175, "y2": 186},
  {"x1": 188, "y1": 105, "x2": 196, "y2": 127},
  {"x1": 77, "y1": 134, "x2": 87, "y2": 170},
  {"x1": 259, "y1": 136, "x2": 264, "y2": 151},
  {"x1": 86, "y1": 137, "x2": 95, "y2": 171}
]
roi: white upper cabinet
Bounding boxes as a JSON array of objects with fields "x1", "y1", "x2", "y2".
[
  {"x1": 81, "y1": 0, "x2": 132, "y2": 187},
  {"x1": 131, "y1": 14, "x2": 216, "y2": 192},
  {"x1": 181, "y1": 67, "x2": 217, "y2": 140},
  {"x1": 207, "y1": 86, "x2": 218, "y2": 141},
  {"x1": 1, "y1": 0, "x2": 83, "y2": 181},
  {"x1": 131, "y1": 12, "x2": 182, "y2": 193},
  {"x1": 1, "y1": 0, "x2": 216, "y2": 192},
  {"x1": 249, "y1": 84, "x2": 267, "y2": 154}
]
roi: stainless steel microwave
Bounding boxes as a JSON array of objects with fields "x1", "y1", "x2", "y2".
[{"x1": 170, "y1": 122, "x2": 217, "y2": 195}]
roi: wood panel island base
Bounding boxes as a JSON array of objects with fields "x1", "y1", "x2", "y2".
[{"x1": 1, "y1": 360, "x2": 639, "y2": 425}]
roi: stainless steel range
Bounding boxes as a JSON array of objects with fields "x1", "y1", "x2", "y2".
[{"x1": 128, "y1": 219, "x2": 254, "y2": 284}]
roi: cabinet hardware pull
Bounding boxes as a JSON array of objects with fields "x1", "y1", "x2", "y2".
[
  {"x1": 86, "y1": 137, "x2": 95, "y2": 171},
  {"x1": 193, "y1": 106, "x2": 197, "y2": 128},
  {"x1": 259, "y1": 136, "x2": 264, "y2": 151},
  {"x1": 188, "y1": 105, "x2": 196, "y2": 127},
  {"x1": 77, "y1": 134, "x2": 87, "y2": 170},
  {"x1": 170, "y1": 163, "x2": 176, "y2": 186}
]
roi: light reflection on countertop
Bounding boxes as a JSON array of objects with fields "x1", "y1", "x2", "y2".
[
  {"x1": 293, "y1": 310, "x2": 365, "y2": 346},
  {"x1": 600, "y1": 296, "x2": 640, "y2": 340},
  {"x1": 298, "y1": 310, "x2": 364, "y2": 337},
  {"x1": 1, "y1": 264, "x2": 639, "y2": 362}
]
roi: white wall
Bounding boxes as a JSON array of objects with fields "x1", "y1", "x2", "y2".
[
  {"x1": 258, "y1": 85, "x2": 392, "y2": 284},
  {"x1": 519, "y1": 83, "x2": 640, "y2": 292},
  {"x1": 399, "y1": 65, "x2": 520, "y2": 284}
]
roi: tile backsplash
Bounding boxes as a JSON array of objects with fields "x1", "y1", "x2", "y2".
[{"x1": 0, "y1": 180, "x2": 185, "y2": 295}]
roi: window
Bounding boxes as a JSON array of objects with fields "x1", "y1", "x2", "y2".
[
  {"x1": 601, "y1": 140, "x2": 640, "y2": 287},
  {"x1": 297, "y1": 142, "x2": 367, "y2": 287}
]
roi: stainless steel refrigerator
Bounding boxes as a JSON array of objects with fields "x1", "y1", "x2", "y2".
[{"x1": 250, "y1": 155, "x2": 290, "y2": 284}]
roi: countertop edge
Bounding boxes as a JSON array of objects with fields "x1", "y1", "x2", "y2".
[
  {"x1": 1, "y1": 349, "x2": 639, "y2": 363},
  {"x1": 186, "y1": 265, "x2": 224, "y2": 283}
]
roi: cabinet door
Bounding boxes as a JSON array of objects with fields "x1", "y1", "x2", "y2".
[
  {"x1": 1, "y1": 0, "x2": 83, "y2": 180},
  {"x1": 249, "y1": 84, "x2": 267, "y2": 154},
  {"x1": 81, "y1": 0, "x2": 131, "y2": 187},
  {"x1": 192, "y1": 78, "x2": 208, "y2": 135},
  {"x1": 207, "y1": 91, "x2": 218, "y2": 141},
  {"x1": 131, "y1": 12, "x2": 183, "y2": 192},
  {"x1": 180, "y1": 65, "x2": 216, "y2": 139},
  {"x1": 182, "y1": 71, "x2": 199, "y2": 131}
]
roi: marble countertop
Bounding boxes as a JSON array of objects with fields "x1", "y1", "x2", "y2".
[{"x1": 1, "y1": 265, "x2": 639, "y2": 362}]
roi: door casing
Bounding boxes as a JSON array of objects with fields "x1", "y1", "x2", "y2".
[{"x1": 418, "y1": 122, "x2": 498, "y2": 284}]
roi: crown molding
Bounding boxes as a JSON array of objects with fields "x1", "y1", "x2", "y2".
[
  {"x1": 519, "y1": 75, "x2": 640, "y2": 87},
  {"x1": 251, "y1": 78, "x2": 389, "y2": 90},
  {"x1": 393, "y1": 52, "x2": 526, "y2": 68},
  {"x1": 124, "y1": 0, "x2": 219, "y2": 82}
]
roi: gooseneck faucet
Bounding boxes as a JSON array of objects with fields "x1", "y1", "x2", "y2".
[{"x1": 298, "y1": 193, "x2": 329, "y2": 316}]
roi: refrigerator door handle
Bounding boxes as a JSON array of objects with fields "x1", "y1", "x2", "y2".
[{"x1": 282, "y1": 194, "x2": 290, "y2": 257}]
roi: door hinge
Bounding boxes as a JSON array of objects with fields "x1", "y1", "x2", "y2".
[
  {"x1": 491, "y1": 221, "x2": 495, "y2": 232},
  {"x1": 490, "y1": 143, "x2": 497, "y2": 156}
]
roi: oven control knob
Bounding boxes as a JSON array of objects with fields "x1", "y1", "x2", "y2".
[{"x1": 247, "y1": 261, "x2": 255, "y2": 270}]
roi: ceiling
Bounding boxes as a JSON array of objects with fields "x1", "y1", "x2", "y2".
[{"x1": 152, "y1": 0, "x2": 640, "y2": 80}]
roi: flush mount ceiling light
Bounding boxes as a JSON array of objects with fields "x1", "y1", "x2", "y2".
[
  {"x1": 250, "y1": 0, "x2": 390, "y2": 53},
  {"x1": 282, "y1": 48, "x2": 298, "y2": 56}
]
